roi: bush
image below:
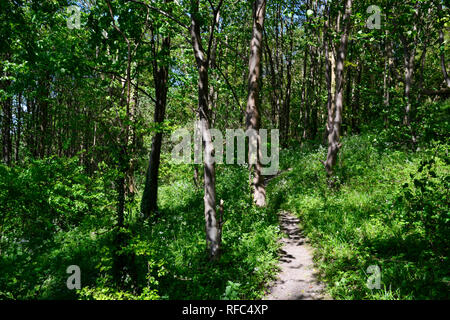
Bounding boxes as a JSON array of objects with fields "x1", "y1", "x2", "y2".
[{"x1": 0, "y1": 157, "x2": 114, "y2": 299}]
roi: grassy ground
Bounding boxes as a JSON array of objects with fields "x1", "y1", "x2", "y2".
[
  {"x1": 138, "y1": 163, "x2": 282, "y2": 300},
  {"x1": 268, "y1": 134, "x2": 449, "y2": 299},
  {"x1": 1, "y1": 134, "x2": 447, "y2": 300}
]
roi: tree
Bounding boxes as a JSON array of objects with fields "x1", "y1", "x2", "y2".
[
  {"x1": 246, "y1": 0, "x2": 267, "y2": 207},
  {"x1": 437, "y1": 1, "x2": 450, "y2": 88},
  {"x1": 189, "y1": 0, "x2": 223, "y2": 259},
  {"x1": 141, "y1": 0, "x2": 173, "y2": 219}
]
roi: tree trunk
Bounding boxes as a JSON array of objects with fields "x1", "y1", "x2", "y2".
[
  {"x1": 301, "y1": 47, "x2": 309, "y2": 141},
  {"x1": 438, "y1": 3, "x2": 450, "y2": 88},
  {"x1": 323, "y1": 0, "x2": 352, "y2": 178},
  {"x1": 403, "y1": 42, "x2": 416, "y2": 127},
  {"x1": 38, "y1": 77, "x2": 50, "y2": 159},
  {"x1": 264, "y1": 36, "x2": 279, "y2": 128},
  {"x1": 384, "y1": 32, "x2": 393, "y2": 127},
  {"x1": 141, "y1": 26, "x2": 171, "y2": 219},
  {"x1": 309, "y1": 46, "x2": 318, "y2": 140},
  {"x1": 281, "y1": 10, "x2": 294, "y2": 147},
  {"x1": 400, "y1": 4, "x2": 419, "y2": 147},
  {"x1": 439, "y1": 29, "x2": 450, "y2": 88},
  {"x1": 190, "y1": 0, "x2": 221, "y2": 260},
  {"x1": 353, "y1": 61, "x2": 362, "y2": 134},
  {"x1": 246, "y1": 0, "x2": 266, "y2": 207},
  {"x1": 324, "y1": 13, "x2": 336, "y2": 145},
  {"x1": 15, "y1": 93, "x2": 21, "y2": 163},
  {"x1": 2, "y1": 95, "x2": 12, "y2": 166}
]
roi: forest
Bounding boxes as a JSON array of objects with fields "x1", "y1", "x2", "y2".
[{"x1": 0, "y1": 0, "x2": 449, "y2": 301}]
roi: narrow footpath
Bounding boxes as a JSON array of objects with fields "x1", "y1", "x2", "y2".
[{"x1": 264, "y1": 211, "x2": 331, "y2": 300}]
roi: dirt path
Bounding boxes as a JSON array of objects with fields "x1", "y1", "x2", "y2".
[{"x1": 264, "y1": 211, "x2": 330, "y2": 300}]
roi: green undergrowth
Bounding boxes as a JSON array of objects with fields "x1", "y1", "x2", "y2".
[
  {"x1": 143, "y1": 163, "x2": 282, "y2": 299},
  {"x1": 0, "y1": 157, "x2": 281, "y2": 300},
  {"x1": 1, "y1": 132, "x2": 447, "y2": 300},
  {"x1": 267, "y1": 134, "x2": 449, "y2": 299}
]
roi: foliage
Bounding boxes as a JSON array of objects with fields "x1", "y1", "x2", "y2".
[
  {"x1": 0, "y1": 0, "x2": 449, "y2": 301},
  {"x1": 0, "y1": 157, "x2": 114, "y2": 299}
]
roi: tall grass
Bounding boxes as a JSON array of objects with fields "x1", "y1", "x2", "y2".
[{"x1": 268, "y1": 134, "x2": 449, "y2": 299}]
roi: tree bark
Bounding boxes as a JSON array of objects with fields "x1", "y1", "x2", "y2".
[
  {"x1": 400, "y1": 4, "x2": 419, "y2": 142},
  {"x1": 438, "y1": 3, "x2": 450, "y2": 88},
  {"x1": 353, "y1": 61, "x2": 362, "y2": 134},
  {"x1": 280, "y1": 9, "x2": 294, "y2": 147},
  {"x1": 263, "y1": 36, "x2": 279, "y2": 128},
  {"x1": 403, "y1": 41, "x2": 416, "y2": 127},
  {"x1": 2, "y1": 95, "x2": 12, "y2": 166},
  {"x1": 15, "y1": 93, "x2": 21, "y2": 163},
  {"x1": 189, "y1": 0, "x2": 222, "y2": 260},
  {"x1": 323, "y1": 0, "x2": 352, "y2": 178},
  {"x1": 384, "y1": 32, "x2": 393, "y2": 127},
  {"x1": 301, "y1": 46, "x2": 309, "y2": 141},
  {"x1": 246, "y1": 0, "x2": 266, "y2": 207},
  {"x1": 324, "y1": 11, "x2": 336, "y2": 144},
  {"x1": 141, "y1": 21, "x2": 171, "y2": 219}
]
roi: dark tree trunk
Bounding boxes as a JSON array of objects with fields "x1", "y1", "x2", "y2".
[
  {"x1": 2, "y1": 95, "x2": 12, "y2": 166},
  {"x1": 38, "y1": 83, "x2": 49, "y2": 159},
  {"x1": 399, "y1": 3, "x2": 419, "y2": 147},
  {"x1": 15, "y1": 93, "x2": 22, "y2": 163},
  {"x1": 280, "y1": 10, "x2": 294, "y2": 147},
  {"x1": 141, "y1": 28, "x2": 171, "y2": 219},
  {"x1": 323, "y1": 0, "x2": 352, "y2": 178},
  {"x1": 403, "y1": 42, "x2": 416, "y2": 127},
  {"x1": 353, "y1": 61, "x2": 362, "y2": 134},
  {"x1": 309, "y1": 46, "x2": 319, "y2": 140},
  {"x1": 301, "y1": 47, "x2": 309, "y2": 141},
  {"x1": 264, "y1": 36, "x2": 279, "y2": 128},
  {"x1": 384, "y1": 32, "x2": 393, "y2": 128}
]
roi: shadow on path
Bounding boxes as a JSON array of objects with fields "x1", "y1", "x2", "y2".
[{"x1": 263, "y1": 211, "x2": 331, "y2": 300}]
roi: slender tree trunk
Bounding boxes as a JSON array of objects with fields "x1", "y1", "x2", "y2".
[
  {"x1": 418, "y1": 38, "x2": 428, "y2": 102},
  {"x1": 353, "y1": 61, "x2": 362, "y2": 134},
  {"x1": 246, "y1": 0, "x2": 266, "y2": 207},
  {"x1": 324, "y1": 13, "x2": 336, "y2": 145},
  {"x1": 438, "y1": 3, "x2": 450, "y2": 88},
  {"x1": 384, "y1": 32, "x2": 393, "y2": 127},
  {"x1": 208, "y1": 12, "x2": 220, "y2": 126},
  {"x1": 106, "y1": 0, "x2": 135, "y2": 286},
  {"x1": 323, "y1": 0, "x2": 352, "y2": 178},
  {"x1": 281, "y1": 10, "x2": 294, "y2": 147},
  {"x1": 141, "y1": 26, "x2": 171, "y2": 219},
  {"x1": 1, "y1": 57, "x2": 12, "y2": 166},
  {"x1": 344, "y1": 56, "x2": 352, "y2": 136},
  {"x1": 439, "y1": 29, "x2": 450, "y2": 88},
  {"x1": 309, "y1": 46, "x2": 318, "y2": 139},
  {"x1": 301, "y1": 47, "x2": 309, "y2": 141},
  {"x1": 403, "y1": 42, "x2": 416, "y2": 127},
  {"x1": 2, "y1": 95, "x2": 12, "y2": 166},
  {"x1": 38, "y1": 76, "x2": 50, "y2": 159},
  {"x1": 264, "y1": 36, "x2": 278, "y2": 128},
  {"x1": 190, "y1": 0, "x2": 221, "y2": 259},
  {"x1": 400, "y1": 5, "x2": 419, "y2": 148},
  {"x1": 15, "y1": 93, "x2": 21, "y2": 163},
  {"x1": 274, "y1": 2, "x2": 283, "y2": 128}
]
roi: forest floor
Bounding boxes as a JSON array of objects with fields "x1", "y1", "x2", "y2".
[{"x1": 263, "y1": 210, "x2": 330, "y2": 300}]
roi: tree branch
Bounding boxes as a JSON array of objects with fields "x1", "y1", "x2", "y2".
[{"x1": 126, "y1": 0, "x2": 189, "y2": 30}]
